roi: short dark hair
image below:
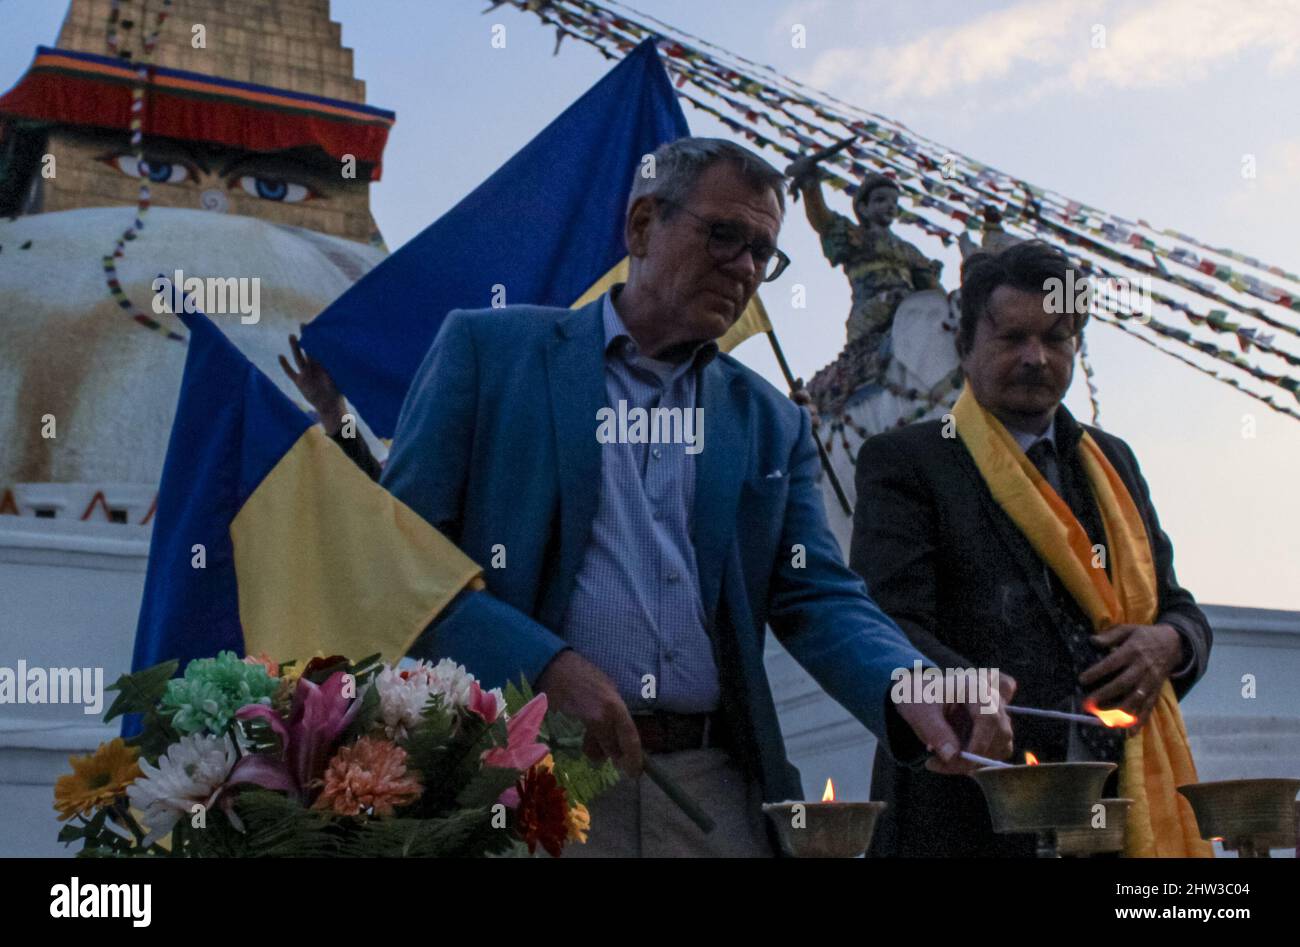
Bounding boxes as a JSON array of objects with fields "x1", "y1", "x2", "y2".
[{"x1": 956, "y1": 240, "x2": 1088, "y2": 356}]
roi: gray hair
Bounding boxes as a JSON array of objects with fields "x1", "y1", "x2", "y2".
[{"x1": 625, "y1": 137, "x2": 786, "y2": 221}]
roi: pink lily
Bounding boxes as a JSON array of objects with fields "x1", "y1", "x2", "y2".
[
  {"x1": 482, "y1": 693, "x2": 551, "y2": 808},
  {"x1": 466, "y1": 681, "x2": 502, "y2": 724},
  {"x1": 228, "y1": 671, "x2": 362, "y2": 803},
  {"x1": 482, "y1": 693, "x2": 549, "y2": 771}
]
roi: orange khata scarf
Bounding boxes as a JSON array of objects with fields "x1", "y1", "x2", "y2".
[{"x1": 952, "y1": 385, "x2": 1212, "y2": 858}]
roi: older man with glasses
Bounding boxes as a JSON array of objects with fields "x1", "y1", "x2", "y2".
[{"x1": 304, "y1": 137, "x2": 1012, "y2": 856}]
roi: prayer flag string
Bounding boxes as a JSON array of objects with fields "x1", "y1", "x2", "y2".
[
  {"x1": 101, "y1": 0, "x2": 185, "y2": 343},
  {"x1": 504, "y1": 0, "x2": 1300, "y2": 421}
]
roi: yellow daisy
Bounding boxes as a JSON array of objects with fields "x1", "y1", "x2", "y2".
[{"x1": 53, "y1": 738, "x2": 142, "y2": 821}]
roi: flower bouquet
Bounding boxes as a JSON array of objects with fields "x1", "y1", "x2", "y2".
[{"x1": 55, "y1": 651, "x2": 617, "y2": 857}]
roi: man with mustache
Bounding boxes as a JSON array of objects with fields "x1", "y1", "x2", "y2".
[
  {"x1": 371, "y1": 138, "x2": 1014, "y2": 856},
  {"x1": 850, "y1": 241, "x2": 1213, "y2": 857}
]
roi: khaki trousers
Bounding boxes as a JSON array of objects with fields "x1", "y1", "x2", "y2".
[{"x1": 565, "y1": 748, "x2": 775, "y2": 858}]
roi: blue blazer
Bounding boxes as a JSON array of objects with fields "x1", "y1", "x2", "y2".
[{"x1": 381, "y1": 295, "x2": 927, "y2": 801}]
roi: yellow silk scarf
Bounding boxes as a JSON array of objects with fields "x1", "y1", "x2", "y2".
[{"x1": 952, "y1": 385, "x2": 1211, "y2": 857}]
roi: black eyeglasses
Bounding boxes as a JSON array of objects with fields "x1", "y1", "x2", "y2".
[{"x1": 659, "y1": 199, "x2": 791, "y2": 282}]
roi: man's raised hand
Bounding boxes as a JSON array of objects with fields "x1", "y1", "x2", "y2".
[{"x1": 279, "y1": 332, "x2": 347, "y2": 436}]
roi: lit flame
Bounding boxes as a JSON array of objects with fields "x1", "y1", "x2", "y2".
[
  {"x1": 1024, "y1": 751, "x2": 1040, "y2": 766},
  {"x1": 822, "y1": 778, "x2": 836, "y2": 802},
  {"x1": 1083, "y1": 699, "x2": 1139, "y2": 728}
]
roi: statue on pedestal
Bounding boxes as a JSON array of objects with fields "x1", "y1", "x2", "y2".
[
  {"x1": 785, "y1": 155, "x2": 963, "y2": 550},
  {"x1": 788, "y1": 161, "x2": 944, "y2": 347}
]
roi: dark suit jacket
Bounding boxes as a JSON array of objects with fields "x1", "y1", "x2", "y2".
[{"x1": 849, "y1": 405, "x2": 1211, "y2": 857}]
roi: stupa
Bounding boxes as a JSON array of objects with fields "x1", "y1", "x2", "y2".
[{"x1": 0, "y1": 0, "x2": 394, "y2": 855}]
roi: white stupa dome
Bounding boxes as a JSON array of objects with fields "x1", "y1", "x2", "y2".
[{"x1": 0, "y1": 206, "x2": 385, "y2": 495}]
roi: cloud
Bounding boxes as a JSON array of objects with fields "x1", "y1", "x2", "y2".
[
  {"x1": 1067, "y1": 0, "x2": 1300, "y2": 89},
  {"x1": 800, "y1": 0, "x2": 1100, "y2": 102},
  {"x1": 798, "y1": 0, "x2": 1300, "y2": 106}
]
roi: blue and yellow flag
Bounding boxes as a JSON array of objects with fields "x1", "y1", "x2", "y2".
[
  {"x1": 301, "y1": 38, "x2": 707, "y2": 439},
  {"x1": 129, "y1": 307, "x2": 482, "y2": 711}
]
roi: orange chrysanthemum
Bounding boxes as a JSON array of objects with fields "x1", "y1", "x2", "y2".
[
  {"x1": 312, "y1": 736, "x2": 422, "y2": 817},
  {"x1": 54, "y1": 738, "x2": 142, "y2": 821}
]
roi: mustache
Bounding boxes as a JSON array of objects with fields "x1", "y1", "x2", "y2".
[{"x1": 1010, "y1": 369, "x2": 1052, "y2": 385}]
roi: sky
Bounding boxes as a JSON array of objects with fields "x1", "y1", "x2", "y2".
[{"x1": 2, "y1": 0, "x2": 1298, "y2": 610}]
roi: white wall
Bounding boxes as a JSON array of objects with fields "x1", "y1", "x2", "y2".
[
  {"x1": 2, "y1": 515, "x2": 1296, "y2": 857},
  {"x1": 0, "y1": 516, "x2": 147, "y2": 857}
]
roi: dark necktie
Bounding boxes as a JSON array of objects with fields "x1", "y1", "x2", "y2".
[{"x1": 1025, "y1": 439, "x2": 1061, "y2": 494}]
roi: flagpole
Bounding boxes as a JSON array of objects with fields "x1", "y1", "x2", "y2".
[{"x1": 764, "y1": 329, "x2": 853, "y2": 517}]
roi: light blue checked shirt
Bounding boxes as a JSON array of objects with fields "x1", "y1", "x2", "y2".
[{"x1": 558, "y1": 288, "x2": 722, "y2": 713}]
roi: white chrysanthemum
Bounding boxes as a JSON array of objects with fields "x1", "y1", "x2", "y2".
[
  {"x1": 427, "y1": 657, "x2": 477, "y2": 706},
  {"x1": 375, "y1": 659, "x2": 504, "y2": 738},
  {"x1": 374, "y1": 664, "x2": 433, "y2": 739},
  {"x1": 126, "y1": 733, "x2": 238, "y2": 845}
]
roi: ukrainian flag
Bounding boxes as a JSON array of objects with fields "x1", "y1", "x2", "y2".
[
  {"x1": 300, "y1": 38, "x2": 769, "y2": 440},
  {"x1": 128, "y1": 306, "x2": 482, "y2": 724}
]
